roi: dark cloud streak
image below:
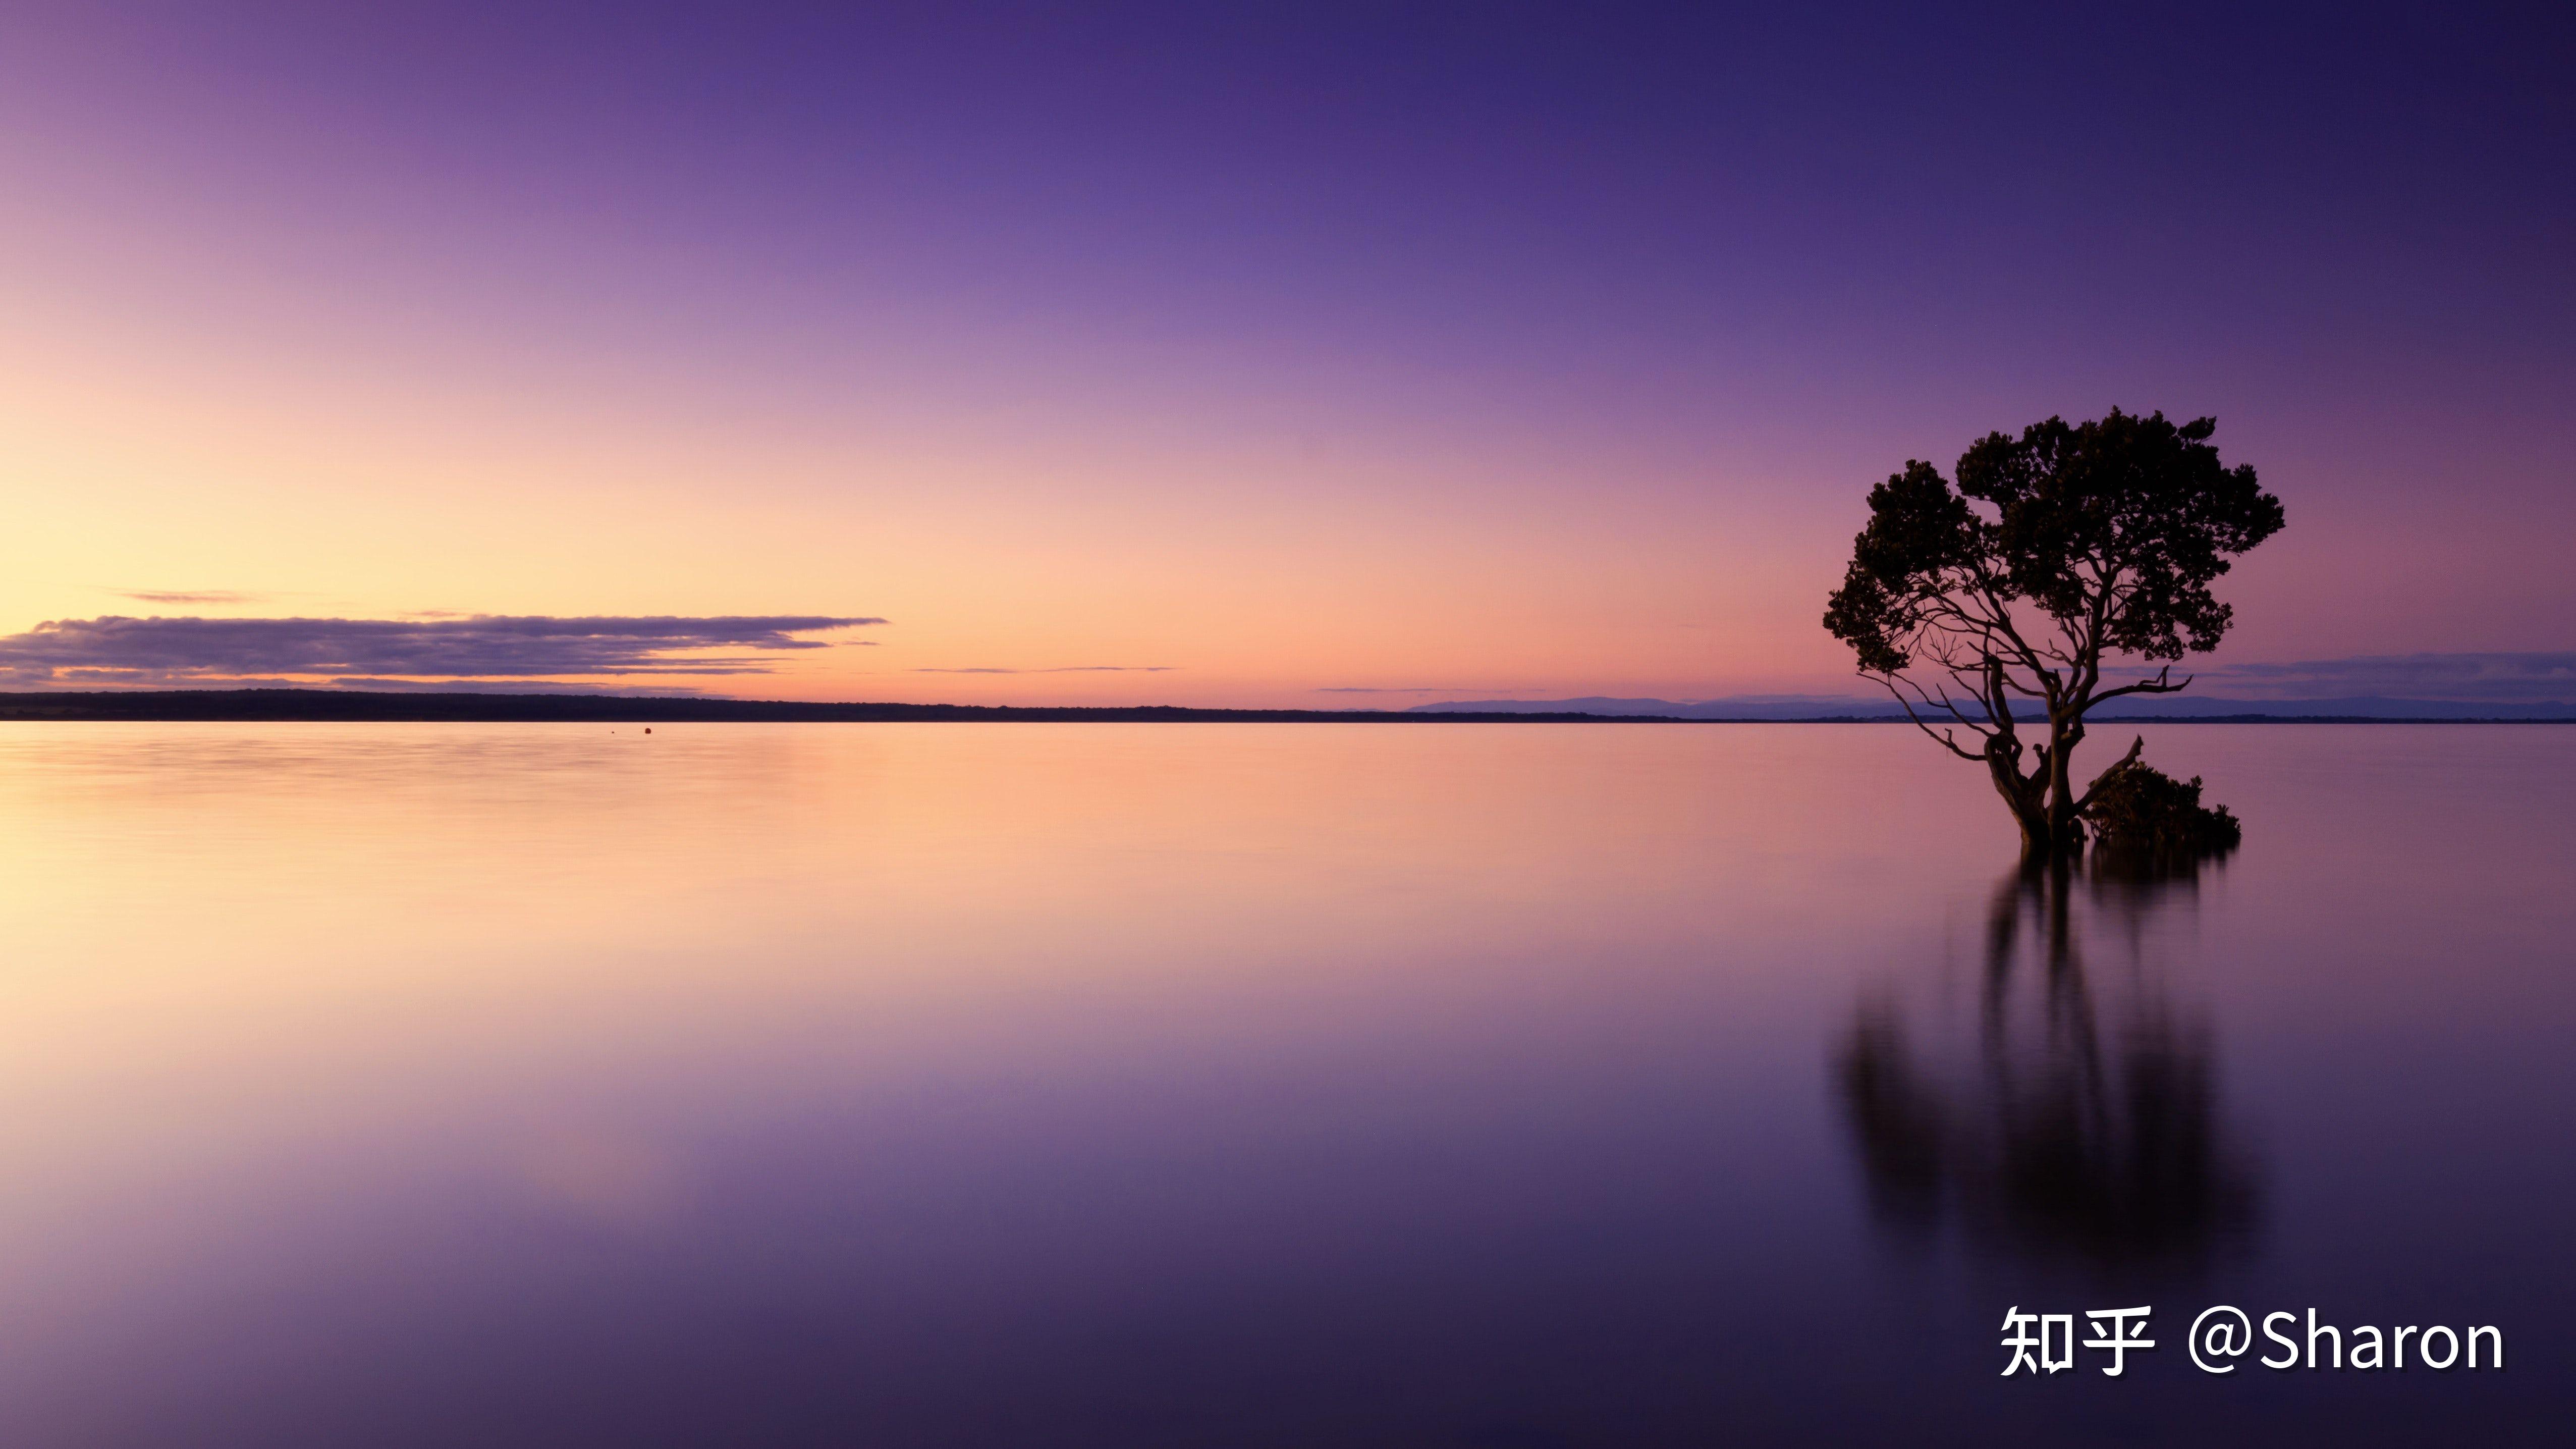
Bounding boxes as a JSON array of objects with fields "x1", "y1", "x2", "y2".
[
  {"x1": 0, "y1": 615, "x2": 883, "y2": 685},
  {"x1": 2139, "y1": 651, "x2": 2576, "y2": 704}
]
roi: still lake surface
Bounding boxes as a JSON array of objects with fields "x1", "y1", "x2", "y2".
[{"x1": 0, "y1": 722, "x2": 2565, "y2": 1445}]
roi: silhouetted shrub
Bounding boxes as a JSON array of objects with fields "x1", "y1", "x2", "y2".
[{"x1": 2083, "y1": 763, "x2": 2239, "y2": 865}]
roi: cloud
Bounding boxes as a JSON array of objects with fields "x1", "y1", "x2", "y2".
[
  {"x1": 1315, "y1": 686, "x2": 1512, "y2": 693},
  {"x1": 910, "y1": 666, "x2": 1174, "y2": 674},
  {"x1": 114, "y1": 589, "x2": 268, "y2": 606},
  {"x1": 2142, "y1": 651, "x2": 2576, "y2": 704},
  {"x1": 0, "y1": 615, "x2": 883, "y2": 685}
]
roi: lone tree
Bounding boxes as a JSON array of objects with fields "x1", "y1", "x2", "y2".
[{"x1": 1824, "y1": 409, "x2": 2284, "y2": 857}]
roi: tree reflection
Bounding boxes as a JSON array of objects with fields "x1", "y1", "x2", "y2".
[{"x1": 1836, "y1": 856, "x2": 2258, "y2": 1268}]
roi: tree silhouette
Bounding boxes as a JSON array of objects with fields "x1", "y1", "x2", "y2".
[{"x1": 1823, "y1": 410, "x2": 2283, "y2": 856}]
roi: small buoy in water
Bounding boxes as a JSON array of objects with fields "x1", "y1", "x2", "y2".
[{"x1": 644, "y1": 727, "x2": 652, "y2": 734}]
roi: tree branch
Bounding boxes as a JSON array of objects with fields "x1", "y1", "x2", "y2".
[
  {"x1": 1871, "y1": 674, "x2": 1988, "y2": 761},
  {"x1": 2090, "y1": 664, "x2": 2194, "y2": 704},
  {"x1": 2072, "y1": 734, "x2": 2147, "y2": 814}
]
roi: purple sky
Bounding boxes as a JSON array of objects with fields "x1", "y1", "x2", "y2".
[{"x1": 4, "y1": 4, "x2": 2568, "y2": 702}]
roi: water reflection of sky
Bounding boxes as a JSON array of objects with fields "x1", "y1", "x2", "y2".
[{"x1": 0, "y1": 724, "x2": 2565, "y2": 1445}]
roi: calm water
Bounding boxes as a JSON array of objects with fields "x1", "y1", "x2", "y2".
[{"x1": 0, "y1": 723, "x2": 2566, "y2": 1445}]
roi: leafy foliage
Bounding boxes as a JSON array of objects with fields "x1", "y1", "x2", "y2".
[{"x1": 1825, "y1": 410, "x2": 2284, "y2": 680}]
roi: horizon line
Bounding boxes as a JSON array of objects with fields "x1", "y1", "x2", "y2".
[{"x1": 3, "y1": 687, "x2": 2571, "y2": 726}]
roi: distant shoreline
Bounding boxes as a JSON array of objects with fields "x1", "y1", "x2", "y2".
[{"x1": 0, "y1": 689, "x2": 2568, "y2": 725}]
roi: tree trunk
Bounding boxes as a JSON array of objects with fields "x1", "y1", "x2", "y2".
[
  {"x1": 2041, "y1": 713, "x2": 2086, "y2": 856},
  {"x1": 1986, "y1": 710, "x2": 2091, "y2": 863},
  {"x1": 2014, "y1": 803, "x2": 2055, "y2": 858},
  {"x1": 1987, "y1": 743, "x2": 2056, "y2": 858}
]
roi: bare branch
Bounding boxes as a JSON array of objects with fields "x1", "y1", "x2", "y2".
[
  {"x1": 2072, "y1": 734, "x2": 2148, "y2": 814},
  {"x1": 1980, "y1": 603, "x2": 2064, "y2": 708},
  {"x1": 2090, "y1": 665, "x2": 2194, "y2": 705},
  {"x1": 1871, "y1": 673, "x2": 1988, "y2": 761},
  {"x1": 1894, "y1": 671, "x2": 1994, "y2": 736}
]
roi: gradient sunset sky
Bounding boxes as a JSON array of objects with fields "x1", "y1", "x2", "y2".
[{"x1": 4, "y1": 4, "x2": 2568, "y2": 705}]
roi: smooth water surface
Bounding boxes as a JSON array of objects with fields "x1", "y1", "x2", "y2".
[{"x1": 0, "y1": 723, "x2": 2566, "y2": 1444}]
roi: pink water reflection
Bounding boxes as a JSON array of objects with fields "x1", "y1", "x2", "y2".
[{"x1": 0, "y1": 723, "x2": 2566, "y2": 1444}]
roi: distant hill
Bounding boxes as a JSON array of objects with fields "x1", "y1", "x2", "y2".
[
  {"x1": 1410, "y1": 695, "x2": 1905, "y2": 720},
  {"x1": 0, "y1": 689, "x2": 1683, "y2": 724},
  {"x1": 2084, "y1": 695, "x2": 2576, "y2": 721},
  {"x1": 1410, "y1": 694, "x2": 2576, "y2": 722},
  {"x1": 0, "y1": 688, "x2": 2565, "y2": 724}
]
